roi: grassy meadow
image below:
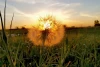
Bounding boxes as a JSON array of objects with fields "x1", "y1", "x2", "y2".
[{"x1": 0, "y1": 27, "x2": 100, "y2": 67}]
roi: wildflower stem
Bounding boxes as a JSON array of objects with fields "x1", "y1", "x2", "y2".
[{"x1": 10, "y1": 13, "x2": 14, "y2": 37}]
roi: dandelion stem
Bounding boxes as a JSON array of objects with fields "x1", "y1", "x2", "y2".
[{"x1": 39, "y1": 29, "x2": 49, "y2": 66}]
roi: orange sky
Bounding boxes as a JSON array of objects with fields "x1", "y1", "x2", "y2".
[{"x1": 0, "y1": 0, "x2": 100, "y2": 29}]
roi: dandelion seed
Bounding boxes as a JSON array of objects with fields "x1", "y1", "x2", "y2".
[{"x1": 28, "y1": 15, "x2": 65, "y2": 47}]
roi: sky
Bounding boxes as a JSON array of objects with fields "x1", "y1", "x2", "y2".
[{"x1": 0, "y1": 0, "x2": 100, "y2": 29}]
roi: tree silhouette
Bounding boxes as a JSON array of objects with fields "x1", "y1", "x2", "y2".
[
  {"x1": 21, "y1": 26, "x2": 26, "y2": 30},
  {"x1": 15, "y1": 27, "x2": 19, "y2": 30},
  {"x1": 94, "y1": 20, "x2": 100, "y2": 27}
]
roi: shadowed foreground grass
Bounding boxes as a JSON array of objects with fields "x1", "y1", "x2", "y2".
[{"x1": 0, "y1": 27, "x2": 100, "y2": 67}]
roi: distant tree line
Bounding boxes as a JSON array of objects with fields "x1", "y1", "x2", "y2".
[
  {"x1": 8, "y1": 26, "x2": 28, "y2": 35},
  {"x1": 94, "y1": 20, "x2": 100, "y2": 27}
]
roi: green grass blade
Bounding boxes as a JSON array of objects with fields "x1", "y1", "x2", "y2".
[
  {"x1": 0, "y1": 11, "x2": 7, "y2": 44},
  {"x1": 4, "y1": 0, "x2": 7, "y2": 29},
  {"x1": 10, "y1": 13, "x2": 14, "y2": 37}
]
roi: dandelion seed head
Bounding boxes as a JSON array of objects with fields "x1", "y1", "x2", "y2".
[{"x1": 28, "y1": 15, "x2": 65, "y2": 47}]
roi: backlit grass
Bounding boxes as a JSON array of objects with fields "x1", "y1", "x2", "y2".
[{"x1": 0, "y1": 27, "x2": 100, "y2": 67}]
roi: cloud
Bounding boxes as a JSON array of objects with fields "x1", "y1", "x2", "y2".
[
  {"x1": 46, "y1": 2, "x2": 80, "y2": 20},
  {"x1": 80, "y1": 13, "x2": 98, "y2": 18},
  {"x1": 0, "y1": 1, "x2": 34, "y2": 19},
  {"x1": 50, "y1": 2, "x2": 80, "y2": 7},
  {"x1": 0, "y1": 0, "x2": 81, "y2": 25},
  {"x1": 7, "y1": 0, "x2": 81, "y2": 15},
  {"x1": 9, "y1": 0, "x2": 35, "y2": 3},
  {"x1": 47, "y1": 2, "x2": 80, "y2": 17},
  {"x1": 9, "y1": 0, "x2": 54, "y2": 4},
  {"x1": 49, "y1": 2, "x2": 81, "y2": 10}
]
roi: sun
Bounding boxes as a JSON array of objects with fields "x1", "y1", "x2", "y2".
[
  {"x1": 37, "y1": 15, "x2": 58, "y2": 32},
  {"x1": 43, "y1": 20, "x2": 51, "y2": 29},
  {"x1": 38, "y1": 20, "x2": 52, "y2": 30}
]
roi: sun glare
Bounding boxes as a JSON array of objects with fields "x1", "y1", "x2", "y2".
[
  {"x1": 32, "y1": 10, "x2": 70, "y2": 25},
  {"x1": 39, "y1": 20, "x2": 52, "y2": 30},
  {"x1": 44, "y1": 20, "x2": 51, "y2": 29}
]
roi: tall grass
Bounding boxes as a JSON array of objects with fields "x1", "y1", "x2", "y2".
[
  {"x1": 4, "y1": 0, "x2": 6, "y2": 29},
  {"x1": 0, "y1": 10, "x2": 14, "y2": 67},
  {"x1": 0, "y1": 26, "x2": 100, "y2": 67},
  {"x1": 0, "y1": 0, "x2": 14, "y2": 66},
  {"x1": 0, "y1": 11, "x2": 7, "y2": 44},
  {"x1": 10, "y1": 13, "x2": 14, "y2": 37}
]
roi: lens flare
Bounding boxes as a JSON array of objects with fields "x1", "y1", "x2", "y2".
[{"x1": 28, "y1": 15, "x2": 65, "y2": 47}]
